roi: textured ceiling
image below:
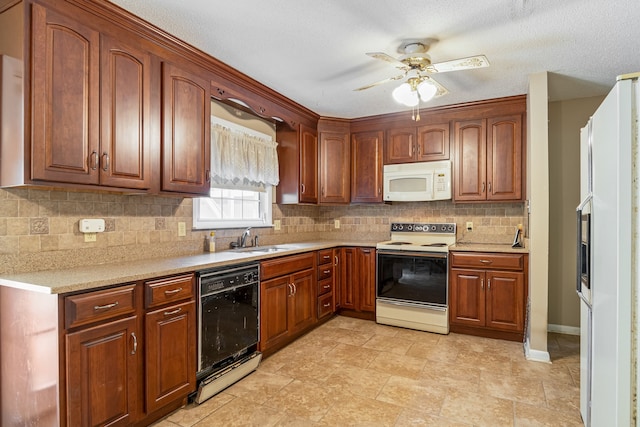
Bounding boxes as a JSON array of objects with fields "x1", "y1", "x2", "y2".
[{"x1": 110, "y1": 0, "x2": 640, "y2": 118}]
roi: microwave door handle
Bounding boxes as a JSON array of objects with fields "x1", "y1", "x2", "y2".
[{"x1": 576, "y1": 194, "x2": 592, "y2": 306}]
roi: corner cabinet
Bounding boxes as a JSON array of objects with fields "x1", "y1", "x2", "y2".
[
  {"x1": 453, "y1": 115, "x2": 523, "y2": 202},
  {"x1": 161, "y1": 62, "x2": 212, "y2": 195},
  {"x1": 318, "y1": 119, "x2": 351, "y2": 204},
  {"x1": 276, "y1": 122, "x2": 319, "y2": 204},
  {"x1": 449, "y1": 251, "x2": 528, "y2": 341},
  {"x1": 338, "y1": 247, "x2": 376, "y2": 319},
  {"x1": 351, "y1": 131, "x2": 383, "y2": 203}
]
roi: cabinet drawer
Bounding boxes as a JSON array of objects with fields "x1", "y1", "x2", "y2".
[
  {"x1": 317, "y1": 278, "x2": 333, "y2": 296},
  {"x1": 318, "y1": 292, "x2": 334, "y2": 319},
  {"x1": 261, "y1": 252, "x2": 315, "y2": 281},
  {"x1": 450, "y1": 252, "x2": 525, "y2": 270},
  {"x1": 317, "y1": 264, "x2": 333, "y2": 281},
  {"x1": 65, "y1": 284, "x2": 137, "y2": 329},
  {"x1": 145, "y1": 273, "x2": 195, "y2": 309},
  {"x1": 317, "y1": 249, "x2": 333, "y2": 265}
]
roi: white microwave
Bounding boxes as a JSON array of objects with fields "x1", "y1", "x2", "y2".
[{"x1": 383, "y1": 160, "x2": 452, "y2": 202}]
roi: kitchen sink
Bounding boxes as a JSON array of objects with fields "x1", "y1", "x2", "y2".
[{"x1": 232, "y1": 245, "x2": 294, "y2": 254}]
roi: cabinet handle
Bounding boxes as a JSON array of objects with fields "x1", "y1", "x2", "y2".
[
  {"x1": 90, "y1": 151, "x2": 98, "y2": 170},
  {"x1": 479, "y1": 259, "x2": 493, "y2": 264},
  {"x1": 334, "y1": 255, "x2": 338, "y2": 266},
  {"x1": 205, "y1": 169, "x2": 211, "y2": 182},
  {"x1": 323, "y1": 255, "x2": 331, "y2": 260},
  {"x1": 292, "y1": 283, "x2": 297, "y2": 294},
  {"x1": 323, "y1": 303, "x2": 331, "y2": 308},
  {"x1": 378, "y1": 187, "x2": 382, "y2": 195},
  {"x1": 101, "y1": 152, "x2": 109, "y2": 172},
  {"x1": 482, "y1": 182, "x2": 486, "y2": 193},
  {"x1": 322, "y1": 187, "x2": 325, "y2": 196},
  {"x1": 488, "y1": 182, "x2": 492, "y2": 192},
  {"x1": 288, "y1": 283, "x2": 293, "y2": 296},
  {"x1": 481, "y1": 279, "x2": 484, "y2": 290},
  {"x1": 488, "y1": 279, "x2": 491, "y2": 290},
  {"x1": 323, "y1": 284, "x2": 331, "y2": 289},
  {"x1": 164, "y1": 287, "x2": 183, "y2": 295},
  {"x1": 94, "y1": 301, "x2": 118, "y2": 311},
  {"x1": 416, "y1": 144, "x2": 421, "y2": 156},
  {"x1": 164, "y1": 307, "x2": 182, "y2": 316},
  {"x1": 131, "y1": 332, "x2": 137, "y2": 355},
  {"x1": 323, "y1": 269, "x2": 331, "y2": 274},
  {"x1": 301, "y1": 183, "x2": 305, "y2": 194},
  {"x1": 362, "y1": 249, "x2": 371, "y2": 254}
]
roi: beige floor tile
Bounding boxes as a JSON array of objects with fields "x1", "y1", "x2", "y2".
[
  {"x1": 193, "y1": 396, "x2": 284, "y2": 426},
  {"x1": 352, "y1": 320, "x2": 401, "y2": 337},
  {"x1": 479, "y1": 371, "x2": 546, "y2": 407},
  {"x1": 263, "y1": 379, "x2": 341, "y2": 422},
  {"x1": 404, "y1": 339, "x2": 441, "y2": 359},
  {"x1": 394, "y1": 408, "x2": 473, "y2": 426},
  {"x1": 362, "y1": 334, "x2": 414, "y2": 355},
  {"x1": 368, "y1": 352, "x2": 428, "y2": 379},
  {"x1": 323, "y1": 364, "x2": 391, "y2": 399},
  {"x1": 392, "y1": 328, "x2": 443, "y2": 343},
  {"x1": 224, "y1": 370, "x2": 293, "y2": 404},
  {"x1": 275, "y1": 359, "x2": 331, "y2": 384},
  {"x1": 542, "y1": 380, "x2": 581, "y2": 414},
  {"x1": 440, "y1": 390, "x2": 515, "y2": 427},
  {"x1": 455, "y1": 348, "x2": 513, "y2": 375},
  {"x1": 166, "y1": 392, "x2": 235, "y2": 427},
  {"x1": 511, "y1": 359, "x2": 575, "y2": 386},
  {"x1": 322, "y1": 342, "x2": 380, "y2": 369},
  {"x1": 375, "y1": 375, "x2": 447, "y2": 414},
  {"x1": 317, "y1": 393, "x2": 403, "y2": 427},
  {"x1": 515, "y1": 402, "x2": 584, "y2": 426},
  {"x1": 418, "y1": 360, "x2": 481, "y2": 393}
]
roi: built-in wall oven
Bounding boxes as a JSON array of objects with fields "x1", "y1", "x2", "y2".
[
  {"x1": 376, "y1": 222, "x2": 456, "y2": 334},
  {"x1": 195, "y1": 263, "x2": 262, "y2": 404}
]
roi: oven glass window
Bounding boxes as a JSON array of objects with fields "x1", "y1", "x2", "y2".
[
  {"x1": 200, "y1": 282, "x2": 258, "y2": 371},
  {"x1": 377, "y1": 253, "x2": 447, "y2": 306}
]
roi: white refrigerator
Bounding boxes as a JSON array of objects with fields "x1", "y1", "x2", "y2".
[{"x1": 577, "y1": 72, "x2": 639, "y2": 426}]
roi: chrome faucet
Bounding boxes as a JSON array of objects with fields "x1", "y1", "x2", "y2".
[{"x1": 240, "y1": 227, "x2": 251, "y2": 248}]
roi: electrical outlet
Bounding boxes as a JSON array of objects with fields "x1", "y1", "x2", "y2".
[
  {"x1": 273, "y1": 219, "x2": 281, "y2": 231},
  {"x1": 84, "y1": 232, "x2": 97, "y2": 242},
  {"x1": 334, "y1": 219, "x2": 340, "y2": 229},
  {"x1": 178, "y1": 222, "x2": 186, "y2": 237},
  {"x1": 466, "y1": 221, "x2": 473, "y2": 231}
]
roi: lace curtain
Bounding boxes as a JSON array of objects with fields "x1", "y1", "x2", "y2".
[{"x1": 210, "y1": 121, "x2": 280, "y2": 191}]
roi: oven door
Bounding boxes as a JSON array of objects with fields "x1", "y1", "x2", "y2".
[{"x1": 376, "y1": 250, "x2": 448, "y2": 308}]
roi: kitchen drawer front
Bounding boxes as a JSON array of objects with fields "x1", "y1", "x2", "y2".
[
  {"x1": 145, "y1": 273, "x2": 195, "y2": 309},
  {"x1": 261, "y1": 252, "x2": 315, "y2": 281},
  {"x1": 65, "y1": 283, "x2": 137, "y2": 329},
  {"x1": 450, "y1": 252, "x2": 524, "y2": 271},
  {"x1": 317, "y1": 278, "x2": 333, "y2": 296},
  {"x1": 317, "y1": 249, "x2": 333, "y2": 265},
  {"x1": 317, "y1": 263, "x2": 333, "y2": 281},
  {"x1": 318, "y1": 292, "x2": 334, "y2": 319}
]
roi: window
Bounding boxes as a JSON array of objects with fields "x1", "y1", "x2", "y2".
[{"x1": 193, "y1": 187, "x2": 273, "y2": 229}]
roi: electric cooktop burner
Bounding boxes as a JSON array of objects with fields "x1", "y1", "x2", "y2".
[
  {"x1": 388, "y1": 242, "x2": 411, "y2": 245},
  {"x1": 423, "y1": 243, "x2": 448, "y2": 247}
]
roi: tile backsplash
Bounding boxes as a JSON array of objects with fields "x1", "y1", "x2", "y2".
[{"x1": 0, "y1": 188, "x2": 526, "y2": 275}]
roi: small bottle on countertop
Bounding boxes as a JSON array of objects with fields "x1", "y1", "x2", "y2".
[{"x1": 206, "y1": 231, "x2": 216, "y2": 252}]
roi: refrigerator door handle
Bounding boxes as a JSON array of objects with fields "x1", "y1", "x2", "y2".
[{"x1": 576, "y1": 194, "x2": 592, "y2": 307}]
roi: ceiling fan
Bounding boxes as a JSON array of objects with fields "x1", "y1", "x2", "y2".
[{"x1": 355, "y1": 39, "x2": 490, "y2": 113}]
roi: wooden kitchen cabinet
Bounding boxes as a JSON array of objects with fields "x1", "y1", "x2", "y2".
[
  {"x1": 338, "y1": 247, "x2": 376, "y2": 318},
  {"x1": 276, "y1": 122, "x2": 319, "y2": 204},
  {"x1": 351, "y1": 130, "x2": 384, "y2": 203},
  {"x1": 161, "y1": 61, "x2": 212, "y2": 195},
  {"x1": 31, "y1": 3, "x2": 153, "y2": 191},
  {"x1": 384, "y1": 123, "x2": 450, "y2": 164},
  {"x1": 317, "y1": 249, "x2": 336, "y2": 320},
  {"x1": 260, "y1": 253, "x2": 316, "y2": 354},
  {"x1": 453, "y1": 114, "x2": 523, "y2": 201},
  {"x1": 318, "y1": 119, "x2": 350, "y2": 204},
  {"x1": 449, "y1": 251, "x2": 528, "y2": 341}
]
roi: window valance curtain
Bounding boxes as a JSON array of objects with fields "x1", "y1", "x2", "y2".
[{"x1": 210, "y1": 120, "x2": 280, "y2": 191}]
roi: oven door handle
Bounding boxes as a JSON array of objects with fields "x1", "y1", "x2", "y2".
[
  {"x1": 378, "y1": 299, "x2": 447, "y2": 311},
  {"x1": 376, "y1": 250, "x2": 448, "y2": 259}
]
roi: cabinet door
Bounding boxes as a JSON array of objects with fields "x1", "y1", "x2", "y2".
[
  {"x1": 299, "y1": 124, "x2": 319, "y2": 203},
  {"x1": 145, "y1": 300, "x2": 196, "y2": 413},
  {"x1": 384, "y1": 128, "x2": 415, "y2": 164},
  {"x1": 319, "y1": 131, "x2": 350, "y2": 203},
  {"x1": 449, "y1": 269, "x2": 485, "y2": 326},
  {"x1": 485, "y1": 271, "x2": 524, "y2": 332},
  {"x1": 289, "y1": 269, "x2": 316, "y2": 333},
  {"x1": 453, "y1": 119, "x2": 487, "y2": 201},
  {"x1": 351, "y1": 131, "x2": 383, "y2": 203},
  {"x1": 260, "y1": 276, "x2": 291, "y2": 351},
  {"x1": 358, "y1": 247, "x2": 376, "y2": 312},
  {"x1": 487, "y1": 115, "x2": 523, "y2": 201},
  {"x1": 333, "y1": 248, "x2": 342, "y2": 309},
  {"x1": 66, "y1": 316, "x2": 139, "y2": 427},
  {"x1": 100, "y1": 35, "x2": 152, "y2": 189},
  {"x1": 31, "y1": 3, "x2": 100, "y2": 185},
  {"x1": 416, "y1": 123, "x2": 450, "y2": 161},
  {"x1": 161, "y1": 62, "x2": 211, "y2": 195},
  {"x1": 339, "y1": 247, "x2": 357, "y2": 310}
]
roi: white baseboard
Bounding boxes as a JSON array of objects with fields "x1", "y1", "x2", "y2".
[
  {"x1": 547, "y1": 324, "x2": 581, "y2": 336},
  {"x1": 524, "y1": 338, "x2": 551, "y2": 363}
]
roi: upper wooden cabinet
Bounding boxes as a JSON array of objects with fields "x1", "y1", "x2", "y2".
[
  {"x1": 318, "y1": 119, "x2": 350, "y2": 204},
  {"x1": 351, "y1": 130, "x2": 383, "y2": 203},
  {"x1": 161, "y1": 62, "x2": 212, "y2": 195},
  {"x1": 384, "y1": 123, "x2": 450, "y2": 164},
  {"x1": 276, "y1": 122, "x2": 318, "y2": 204},
  {"x1": 453, "y1": 114, "x2": 523, "y2": 202}
]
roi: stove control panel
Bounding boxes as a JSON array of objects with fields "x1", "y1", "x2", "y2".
[{"x1": 390, "y1": 222, "x2": 456, "y2": 234}]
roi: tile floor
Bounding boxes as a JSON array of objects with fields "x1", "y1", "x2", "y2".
[{"x1": 153, "y1": 316, "x2": 583, "y2": 426}]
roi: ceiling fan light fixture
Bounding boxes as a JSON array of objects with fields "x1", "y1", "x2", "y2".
[
  {"x1": 392, "y1": 82, "x2": 419, "y2": 106},
  {"x1": 417, "y1": 80, "x2": 437, "y2": 102}
]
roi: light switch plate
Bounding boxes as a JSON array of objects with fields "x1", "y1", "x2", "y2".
[
  {"x1": 84, "y1": 232, "x2": 97, "y2": 242},
  {"x1": 466, "y1": 221, "x2": 473, "y2": 231},
  {"x1": 274, "y1": 220, "x2": 281, "y2": 231},
  {"x1": 178, "y1": 222, "x2": 186, "y2": 237},
  {"x1": 334, "y1": 219, "x2": 340, "y2": 229}
]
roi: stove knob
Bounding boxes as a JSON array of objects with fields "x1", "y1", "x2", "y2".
[
  {"x1": 407, "y1": 225, "x2": 413, "y2": 231},
  {"x1": 440, "y1": 225, "x2": 446, "y2": 232},
  {"x1": 415, "y1": 225, "x2": 422, "y2": 232},
  {"x1": 397, "y1": 224, "x2": 403, "y2": 230},
  {"x1": 392, "y1": 224, "x2": 398, "y2": 231},
  {"x1": 448, "y1": 225, "x2": 454, "y2": 232}
]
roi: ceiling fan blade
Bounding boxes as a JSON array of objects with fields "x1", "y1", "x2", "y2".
[
  {"x1": 354, "y1": 74, "x2": 405, "y2": 91},
  {"x1": 366, "y1": 52, "x2": 409, "y2": 70},
  {"x1": 423, "y1": 76, "x2": 449, "y2": 97},
  {"x1": 429, "y1": 55, "x2": 490, "y2": 73}
]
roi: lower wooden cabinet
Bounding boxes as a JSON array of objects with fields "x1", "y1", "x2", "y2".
[
  {"x1": 338, "y1": 247, "x2": 376, "y2": 318},
  {"x1": 449, "y1": 251, "x2": 528, "y2": 341},
  {"x1": 260, "y1": 253, "x2": 316, "y2": 354},
  {"x1": 317, "y1": 249, "x2": 336, "y2": 320}
]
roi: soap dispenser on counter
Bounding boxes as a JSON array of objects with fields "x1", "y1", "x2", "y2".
[{"x1": 206, "y1": 231, "x2": 216, "y2": 252}]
